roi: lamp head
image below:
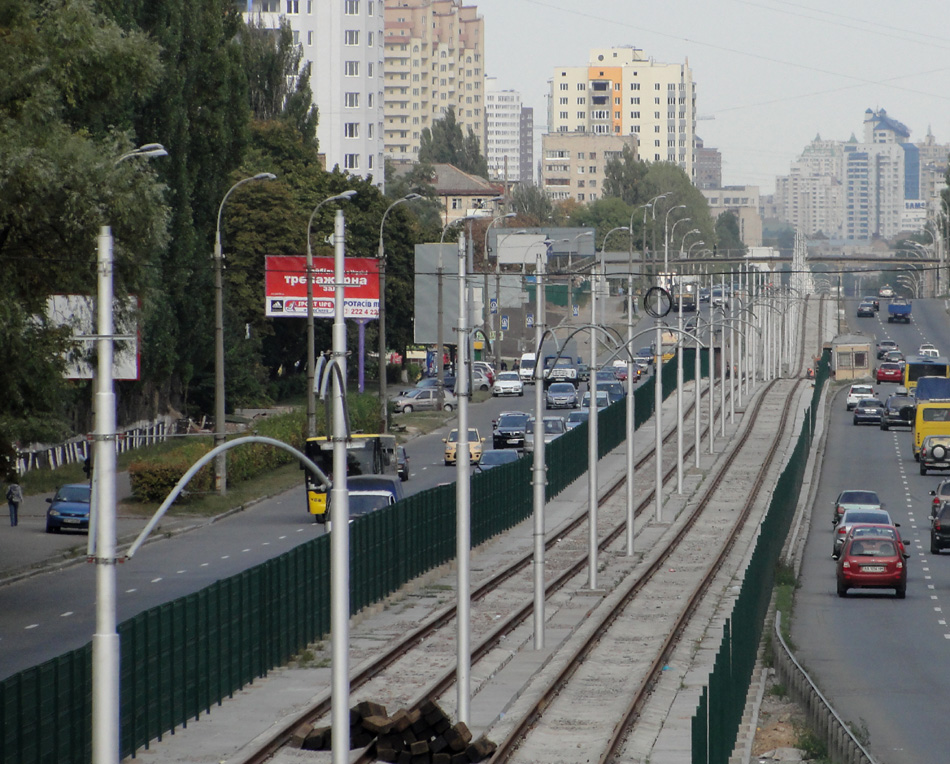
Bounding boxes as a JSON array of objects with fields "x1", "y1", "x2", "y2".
[
  {"x1": 405, "y1": 192, "x2": 423, "y2": 201},
  {"x1": 254, "y1": 172, "x2": 278, "y2": 181}
]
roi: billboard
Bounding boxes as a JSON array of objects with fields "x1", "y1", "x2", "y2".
[
  {"x1": 47, "y1": 295, "x2": 140, "y2": 380},
  {"x1": 265, "y1": 256, "x2": 380, "y2": 319}
]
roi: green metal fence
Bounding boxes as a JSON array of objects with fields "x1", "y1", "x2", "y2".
[
  {"x1": 691, "y1": 350, "x2": 831, "y2": 764},
  {"x1": 0, "y1": 351, "x2": 709, "y2": 764}
]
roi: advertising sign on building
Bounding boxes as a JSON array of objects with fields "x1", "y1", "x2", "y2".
[{"x1": 265, "y1": 256, "x2": 380, "y2": 319}]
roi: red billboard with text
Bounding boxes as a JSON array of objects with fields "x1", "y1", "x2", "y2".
[{"x1": 265, "y1": 256, "x2": 380, "y2": 319}]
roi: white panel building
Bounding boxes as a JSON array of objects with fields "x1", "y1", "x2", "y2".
[
  {"x1": 547, "y1": 46, "x2": 696, "y2": 180},
  {"x1": 245, "y1": 0, "x2": 385, "y2": 185},
  {"x1": 485, "y1": 78, "x2": 523, "y2": 183}
]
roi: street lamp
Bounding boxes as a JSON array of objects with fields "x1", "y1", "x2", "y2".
[
  {"x1": 679, "y1": 229, "x2": 701, "y2": 257},
  {"x1": 378, "y1": 193, "x2": 422, "y2": 431},
  {"x1": 93, "y1": 143, "x2": 167, "y2": 764},
  {"x1": 483, "y1": 212, "x2": 516, "y2": 369},
  {"x1": 305, "y1": 190, "x2": 357, "y2": 438},
  {"x1": 632, "y1": 193, "x2": 669, "y2": 283},
  {"x1": 438, "y1": 215, "x2": 480, "y2": 408},
  {"x1": 600, "y1": 226, "x2": 629, "y2": 326},
  {"x1": 214, "y1": 171, "x2": 277, "y2": 494},
  {"x1": 662, "y1": 205, "x2": 687, "y2": 284}
]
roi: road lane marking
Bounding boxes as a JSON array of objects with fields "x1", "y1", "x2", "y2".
[
  {"x1": 126, "y1": 589, "x2": 137, "y2": 593},
  {"x1": 60, "y1": 612, "x2": 73, "y2": 617},
  {"x1": 221, "y1": 555, "x2": 230, "y2": 559},
  {"x1": 25, "y1": 624, "x2": 38, "y2": 630},
  {"x1": 242, "y1": 548, "x2": 251, "y2": 553},
  {"x1": 279, "y1": 535, "x2": 287, "y2": 540},
  {"x1": 201, "y1": 563, "x2": 209, "y2": 567},
  {"x1": 151, "y1": 577, "x2": 162, "y2": 583}
]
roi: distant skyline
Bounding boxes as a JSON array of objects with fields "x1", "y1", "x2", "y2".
[{"x1": 475, "y1": 0, "x2": 950, "y2": 195}]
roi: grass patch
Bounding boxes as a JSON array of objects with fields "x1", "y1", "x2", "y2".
[
  {"x1": 768, "y1": 683, "x2": 788, "y2": 699},
  {"x1": 119, "y1": 462, "x2": 305, "y2": 518},
  {"x1": 795, "y1": 724, "x2": 829, "y2": 761},
  {"x1": 774, "y1": 561, "x2": 797, "y2": 645}
]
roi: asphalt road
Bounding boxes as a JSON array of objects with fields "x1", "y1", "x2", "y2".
[
  {"x1": 792, "y1": 297, "x2": 950, "y2": 764},
  {"x1": 0, "y1": 353, "x2": 649, "y2": 679}
]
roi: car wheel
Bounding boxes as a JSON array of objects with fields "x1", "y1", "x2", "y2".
[
  {"x1": 402, "y1": 405, "x2": 413, "y2": 414},
  {"x1": 443, "y1": 403, "x2": 454, "y2": 411},
  {"x1": 444, "y1": 460, "x2": 451, "y2": 466},
  {"x1": 896, "y1": 585, "x2": 906, "y2": 599},
  {"x1": 921, "y1": 464, "x2": 928, "y2": 476},
  {"x1": 45, "y1": 523, "x2": 55, "y2": 534},
  {"x1": 931, "y1": 538, "x2": 940, "y2": 555},
  {"x1": 837, "y1": 582, "x2": 848, "y2": 597},
  {"x1": 881, "y1": 423, "x2": 888, "y2": 431},
  {"x1": 852, "y1": 417, "x2": 859, "y2": 425}
]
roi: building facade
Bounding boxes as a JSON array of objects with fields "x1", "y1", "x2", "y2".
[
  {"x1": 694, "y1": 136, "x2": 721, "y2": 190},
  {"x1": 547, "y1": 46, "x2": 696, "y2": 180},
  {"x1": 701, "y1": 186, "x2": 763, "y2": 247},
  {"x1": 539, "y1": 132, "x2": 638, "y2": 203},
  {"x1": 244, "y1": 0, "x2": 386, "y2": 184},
  {"x1": 774, "y1": 135, "x2": 844, "y2": 238},
  {"x1": 485, "y1": 78, "x2": 523, "y2": 184},
  {"x1": 519, "y1": 106, "x2": 534, "y2": 184},
  {"x1": 383, "y1": 0, "x2": 486, "y2": 162}
]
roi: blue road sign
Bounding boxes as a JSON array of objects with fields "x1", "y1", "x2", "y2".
[
  {"x1": 572, "y1": 304, "x2": 579, "y2": 317},
  {"x1": 500, "y1": 315, "x2": 509, "y2": 331},
  {"x1": 526, "y1": 313, "x2": 534, "y2": 328},
  {"x1": 490, "y1": 297, "x2": 498, "y2": 314}
]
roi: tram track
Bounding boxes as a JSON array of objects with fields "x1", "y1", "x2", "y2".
[{"x1": 241, "y1": 297, "x2": 823, "y2": 764}]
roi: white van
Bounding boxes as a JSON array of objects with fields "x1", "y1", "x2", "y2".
[{"x1": 518, "y1": 353, "x2": 536, "y2": 384}]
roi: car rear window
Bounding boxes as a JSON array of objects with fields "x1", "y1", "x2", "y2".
[
  {"x1": 845, "y1": 510, "x2": 889, "y2": 524},
  {"x1": 841, "y1": 491, "x2": 879, "y2": 504},
  {"x1": 851, "y1": 386, "x2": 873, "y2": 395}
]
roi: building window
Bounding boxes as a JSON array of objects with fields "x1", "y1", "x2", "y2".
[
  {"x1": 344, "y1": 0, "x2": 359, "y2": 13},
  {"x1": 367, "y1": 31, "x2": 374, "y2": 46},
  {"x1": 368, "y1": 62, "x2": 374, "y2": 77},
  {"x1": 368, "y1": 155, "x2": 374, "y2": 169},
  {"x1": 577, "y1": 83, "x2": 586, "y2": 90},
  {"x1": 286, "y1": 0, "x2": 299, "y2": 12},
  {"x1": 345, "y1": 92, "x2": 359, "y2": 108},
  {"x1": 559, "y1": 97, "x2": 568, "y2": 105},
  {"x1": 368, "y1": 93, "x2": 374, "y2": 107},
  {"x1": 560, "y1": 83, "x2": 569, "y2": 91},
  {"x1": 344, "y1": 154, "x2": 360, "y2": 169},
  {"x1": 559, "y1": 111, "x2": 568, "y2": 119},
  {"x1": 307, "y1": 30, "x2": 312, "y2": 45},
  {"x1": 344, "y1": 30, "x2": 359, "y2": 45},
  {"x1": 345, "y1": 61, "x2": 359, "y2": 76},
  {"x1": 344, "y1": 123, "x2": 359, "y2": 138}
]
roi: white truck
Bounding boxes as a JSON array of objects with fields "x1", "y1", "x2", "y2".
[{"x1": 518, "y1": 352, "x2": 536, "y2": 384}]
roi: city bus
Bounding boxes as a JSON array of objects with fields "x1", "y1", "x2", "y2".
[
  {"x1": 304, "y1": 434, "x2": 398, "y2": 523},
  {"x1": 902, "y1": 355, "x2": 950, "y2": 393}
]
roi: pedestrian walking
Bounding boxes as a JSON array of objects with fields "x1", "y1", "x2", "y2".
[{"x1": 6, "y1": 478, "x2": 23, "y2": 527}]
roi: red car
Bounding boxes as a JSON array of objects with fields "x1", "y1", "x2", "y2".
[
  {"x1": 613, "y1": 364, "x2": 628, "y2": 382},
  {"x1": 837, "y1": 523, "x2": 908, "y2": 559},
  {"x1": 836, "y1": 535, "x2": 907, "y2": 598},
  {"x1": 876, "y1": 363, "x2": 903, "y2": 383}
]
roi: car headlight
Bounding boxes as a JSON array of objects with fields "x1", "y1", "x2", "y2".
[{"x1": 49, "y1": 509, "x2": 60, "y2": 516}]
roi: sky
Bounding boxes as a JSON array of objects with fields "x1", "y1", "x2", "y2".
[{"x1": 474, "y1": 0, "x2": 950, "y2": 195}]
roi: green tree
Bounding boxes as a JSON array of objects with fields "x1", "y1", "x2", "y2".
[
  {"x1": 509, "y1": 183, "x2": 553, "y2": 225},
  {"x1": 418, "y1": 107, "x2": 489, "y2": 177},
  {"x1": 603, "y1": 146, "x2": 649, "y2": 205},
  {"x1": 715, "y1": 211, "x2": 746, "y2": 256},
  {"x1": 240, "y1": 17, "x2": 318, "y2": 144},
  {"x1": 0, "y1": 0, "x2": 169, "y2": 442}
]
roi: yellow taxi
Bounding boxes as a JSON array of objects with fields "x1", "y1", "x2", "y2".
[{"x1": 443, "y1": 427, "x2": 484, "y2": 466}]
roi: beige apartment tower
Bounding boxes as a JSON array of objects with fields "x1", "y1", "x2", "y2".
[
  {"x1": 549, "y1": 46, "x2": 696, "y2": 180},
  {"x1": 384, "y1": 0, "x2": 486, "y2": 162},
  {"x1": 540, "y1": 132, "x2": 638, "y2": 203}
]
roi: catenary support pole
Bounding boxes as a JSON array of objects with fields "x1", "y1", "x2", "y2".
[
  {"x1": 331, "y1": 210, "x2": 351, "y2": 764},
  {"x1": 455, "y1": 233, "x2": 472, "y2": 720},
  {"x1": 588, "y1": 262, "x2": 600, "y2": 588},
  {"x1": 533, "y1": 248, "x2": 547, "y2": 645}
]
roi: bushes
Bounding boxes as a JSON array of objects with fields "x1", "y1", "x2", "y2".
[{"x1": 128, "y1": 395, "x2": 383, "y2": 503}]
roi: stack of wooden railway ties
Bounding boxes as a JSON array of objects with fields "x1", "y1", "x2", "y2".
[{"x1": 294, "y1": 699, "x2": 497, "y2": 763}]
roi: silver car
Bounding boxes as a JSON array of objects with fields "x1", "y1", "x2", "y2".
[
  {"x1": 492, "y1": 371, "x2": 524, "y2": 397},
  {"x1": 545, "y1": 382, "x2": 578, "y2": 409},
  {"x1": 523, "y1": 416, "x2": 567, "y2": 453},
  {"x1": 392, "y1": 387, "x2": 457, "y2": 413}
]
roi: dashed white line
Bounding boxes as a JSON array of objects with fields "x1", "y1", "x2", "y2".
[
  {"x1": 262, "y1": 542, "x2": 270, "y2": 546},
  {"x1": 60, "y1": 612, "x2": 73, "y2": 617},
  {"x1": 200, "y1": 563, "x2": 209, "y2": 567},
  {"x1": 279, "y1": 535, "x2": 287, "y2": 540},
  {"x1": 151, "y1": 577, "x2": 163, "y2": 583},
  {"x1": 126, "y1": 588, "x2": 137, "y2": 593},
  {"x1": 221, "y1": 555, "x2": 230, "y2": 559},
  {"x1": 242, "y1": 548, "x2": 251, "y2": 553},
  {"x1": 25, "y1": 624, "x2": 38, "y2": 630}
]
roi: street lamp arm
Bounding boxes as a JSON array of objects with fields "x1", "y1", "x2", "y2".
[{"x1": 218, "y1": 173, "x2": 278, "y2": 251}]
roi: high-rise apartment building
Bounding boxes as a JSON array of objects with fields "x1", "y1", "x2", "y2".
[
  {"x1": 383, "y1": 0, "x2": 486, "y2": 162},
  {"x1": 548, "y1": 46, "x2": 696, "y2": 180},
  {"x1": 519, "y1": 106, "x2": 534, "y2": 184},
  {"x1": 485, "y1": 78, "x2": 523, "y2": 183},
  {"x1": 694, "y1": 136, "x2": 721, "y2": 190},
  {"x1": 775, "y1": 136, "x2": 844, "y2": 237},
  {"x1": 244, "y1": 0, "x2": 385, "y2": 185}
]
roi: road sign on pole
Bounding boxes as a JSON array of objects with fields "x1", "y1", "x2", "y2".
[
  {"x1": 501, "y1": 315, "x2": 509, "y2": 331},
  {"x1": 572, "y1": 304, "x2": 579, "y2": 317},
  {"x1": 526, "y1": 313, "x2": 534, "y2": 328},
  {"x1": 489, "y1": 297, "x2": 498, "y2": 315}
]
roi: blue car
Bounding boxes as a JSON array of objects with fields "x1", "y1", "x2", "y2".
[{"x1": 46, "y1": 483, "x2": 91, "y2": 533}]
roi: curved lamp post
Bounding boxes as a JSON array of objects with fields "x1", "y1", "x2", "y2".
[
  {"x1": 305, "y1": 190, "x2": 357, "y2": 437},
  {"x1": 214, "y1": 172, "x2": 277, "y2": 493},
  {"x1": 378, "y1": 193, "x2": 422, "y2": 430}
]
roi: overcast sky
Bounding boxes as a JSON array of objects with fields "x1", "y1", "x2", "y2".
[{"x1": 475, "y1": 0, "x2": 950, "y2": 195}]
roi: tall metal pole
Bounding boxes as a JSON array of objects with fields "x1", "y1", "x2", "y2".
[
  {"x1": 676, "y1": 277, "x2": 684, "y2": 494},
  {"x1": 455, "y1": 233, "x2": 472, "y2": 720},
  {"x1": 588, "y1": 260, "x2": 600, "y2": 588},
  {"x1": 707, "y1": 274, "x2": 715, "y2": 455},
  {"x1": 625, "y1": 241, "x2": 636, "y2": 556},
  {"x1": 694, "y1": 319, "x2": 701, "y2": 468},
  {"x1": 214, "y1": 173, "x2": 276, "y2": 493},
  {"x1": 729, "y1": 273, "x2": 736, "y2": 423},
  {"x1": 532, "y1": 248, "x2": 547, "y2": 645},
  {"x1": 92, "y1": 227, "x2": 119, "y2": 764},
  {"x1": 378, "y1": 194, "x2": 420, "y2": 432},
  {"x1": 720, "y1": 275, "x2": 726, "y2": 438},
  {"x1": 654, "y1": 318, "x2": 663, "y2": 522},
  {"x1": 330, "y1": 210, "x2": 351, "y2": 764}
]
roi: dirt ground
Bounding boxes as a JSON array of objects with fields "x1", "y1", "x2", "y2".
[{"x1": 750, "y1": 667, "x2": 811, "y2": 760}]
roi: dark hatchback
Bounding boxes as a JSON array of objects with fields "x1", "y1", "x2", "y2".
[
  {"x1": 931, "y1": 502, "x2": 950, "y2": 553},
  {"x1": 856, "y1": 302, "x2": 875, "y2": 318},
  {"x1": 46, "y1": 483, "x2": 91, "y2": 533},
  {"x1": 880, "y1": 395, "x2": 914, "y2": 430},
  {"x1": 492, "y1": 411, "x2": 530, "y2": 449}
]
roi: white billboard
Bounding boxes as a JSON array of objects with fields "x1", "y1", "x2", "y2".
[{"x1": 47, "y1": 295, "x2": 140, "y2": 380}]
